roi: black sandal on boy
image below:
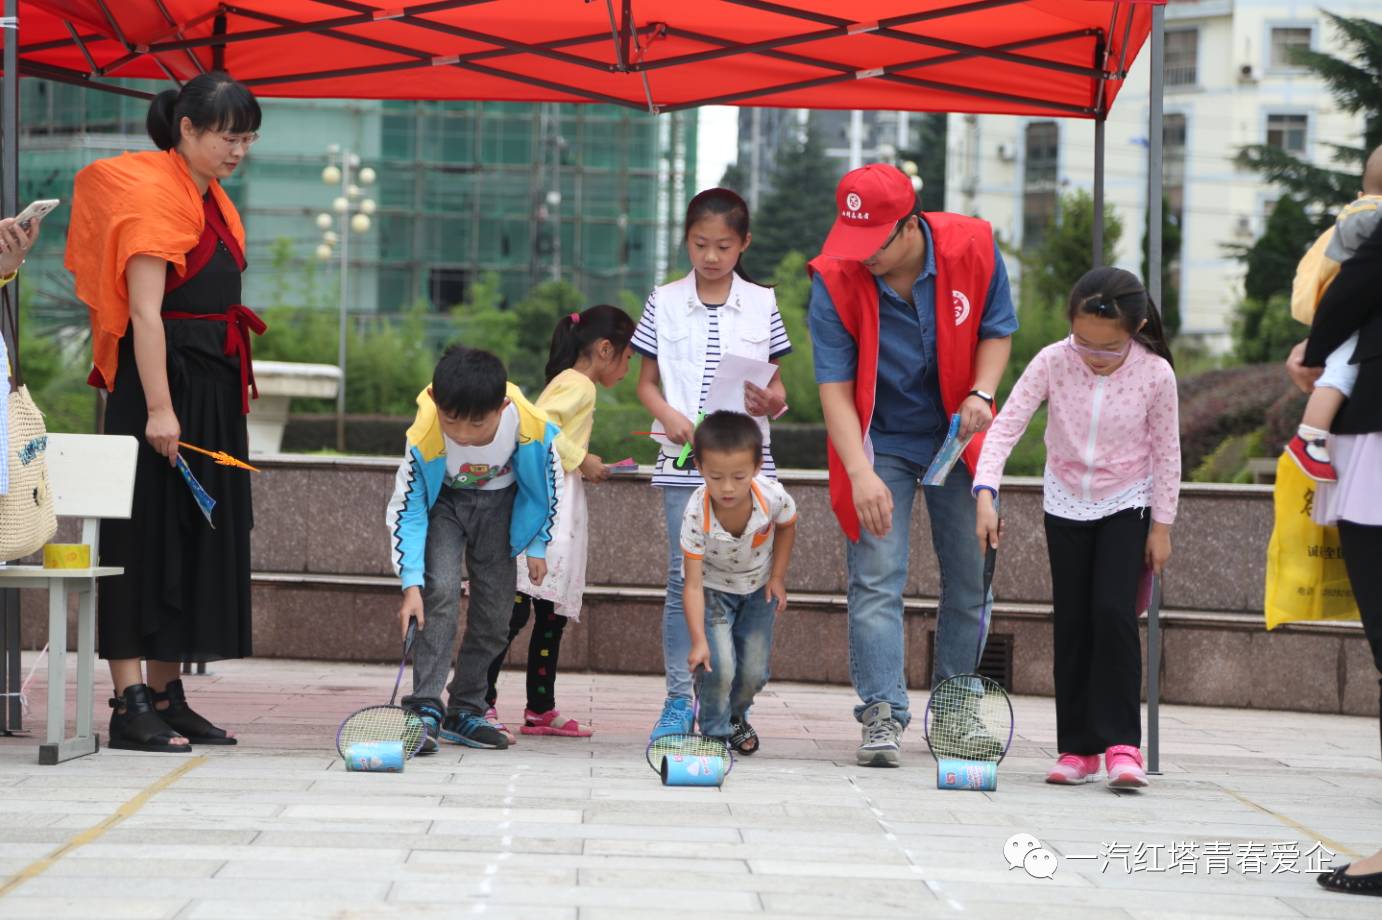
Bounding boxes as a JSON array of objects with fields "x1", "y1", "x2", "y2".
[
  {"x1": 108, "y1": 683, "x2": 192, "y2": 753},
  {"x1": 729, "y1": 717, "x2": 760, "y2": 756},
  {"x1": 153, "y1": 678, "x2": 237, "y2": 745},
  {"x1": 1317, "y1": 865, "x2": 1382, "y2": 897}
]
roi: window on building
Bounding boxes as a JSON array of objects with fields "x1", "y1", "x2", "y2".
[
  {"x1": 1162, "y1": 113, "x2": 1187, "y2": 209},
  {"x1": 1024, "y1": 121, "x2": 1058, "y2": 185},
  {"x1": 1270, "y1": 27, "x2": 1312, "y2": 70},
  {"x1": 429, "y1": 267, "x2": 469, "y2": 311},
  {"x1": 1164, "y1": 29, "x2": 1198, "y2": 86},
  {"x1": 1023, "y1": 121, "x2": 1058, "y2": 250},
  {"x1": 1265, "y1": 113, "x2": 1308, "y2": 154}
]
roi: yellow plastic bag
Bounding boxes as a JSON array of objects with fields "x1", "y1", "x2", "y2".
[{"x1": 1264, "y1": 453, "x2": 1359, "y2": 630}]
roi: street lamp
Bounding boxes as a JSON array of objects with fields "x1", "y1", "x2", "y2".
[{"x1": 315, "y1": 145, "x2": 377, "y2": 452}]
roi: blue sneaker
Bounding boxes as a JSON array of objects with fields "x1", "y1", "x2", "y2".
[
  {"x1": 440, "y1": 710, "x2": 509, "y2": 749},
  {"x1": 405, "y1": 699, "x2": 443, "y2": 756},
  {"x1": 649, "y1": 697, "x2": 694, "y2": 741}
]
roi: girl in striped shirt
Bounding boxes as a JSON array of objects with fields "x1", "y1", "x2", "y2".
[{"x1": 633, "y1": 188, "x2": 792, "y2": 745}]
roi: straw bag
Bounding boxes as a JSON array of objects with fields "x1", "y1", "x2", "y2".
[{"x1": 0, "y1": 385, "x2": 57, "y2": 561}]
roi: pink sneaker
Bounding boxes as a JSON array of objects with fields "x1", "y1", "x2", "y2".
[
  {"x1": 1045, "y1": 753, "x2": 1100, "y2": 785},
  {"x1": 520, "y1": 708, "x2": 592, "y2": 737},
  {"x1": 485, "y1": 707, "x2": 516, "y2": 745},
  {"x1": 1105, "y1": 745, "x2": 1148, "y2": 788}
]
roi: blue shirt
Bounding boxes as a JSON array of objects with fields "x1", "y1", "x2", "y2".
[{"x1": 807, "y1": 217, "x2": 1018, "y2": 468}]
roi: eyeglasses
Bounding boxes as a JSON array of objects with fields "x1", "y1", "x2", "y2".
[
  {"x1": 871, "y1": 215, "x2": 913, "y2": 256},
  {"x1": 1065, "y1": 334, "x2": 1131, "y2": 362},
  {"x1": 218, "y1": 132, "x2": 260, "y2": 149}
]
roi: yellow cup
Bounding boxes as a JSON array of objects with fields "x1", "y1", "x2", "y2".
[{"x1": 43, "y1": 544, "x2": 91, "y2": 569}]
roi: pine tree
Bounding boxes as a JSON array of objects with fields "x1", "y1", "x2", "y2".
[{"x1": 743, "y1": 129, "x2": 840, "y2": 279}]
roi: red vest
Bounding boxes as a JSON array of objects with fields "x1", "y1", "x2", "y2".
[{"x1": 808, "y1": 212, "x2": 997, "y2": 542}]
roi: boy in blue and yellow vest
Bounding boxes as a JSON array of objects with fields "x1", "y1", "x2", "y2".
[{"x1": 385, "y1": 345, "x2": 564, "y2": 752}]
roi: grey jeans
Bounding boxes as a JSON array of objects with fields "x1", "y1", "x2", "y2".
[{"x1": 404, "y1": 484, "x2": 517, "y2": 716}]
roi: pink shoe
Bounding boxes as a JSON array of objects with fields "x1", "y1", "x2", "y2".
[
  {"x1": 519, "y1": 708, "x2": 592, "y2": 737},
  {"x1": 1045, "y1": 753, "x2": 1100, "y2": 785},
  {"x1": 1105, "y1": 745, "x2": 1148, "y2": 788},
  {"x1": 485, "y1": 707, "x2": 516, "y2": 745}
]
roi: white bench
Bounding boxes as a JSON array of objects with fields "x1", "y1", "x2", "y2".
[{"x1": 0, "y1": 433, "x2": 137, "y2": 764}]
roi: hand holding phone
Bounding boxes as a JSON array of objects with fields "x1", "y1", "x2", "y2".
[{"x1": 14, "y1": 199, "x2": 60, "y2": 231}]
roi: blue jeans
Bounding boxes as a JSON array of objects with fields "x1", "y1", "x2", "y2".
[
  {"x1": 660, "y1": 486, "x2": 697, "y2": 700},
  {"x1": 846, "y1": 453, "x2": 992, "y2": 728},
  {"x1": 697, "y1": 586, "x2": 776, "y2": 738}
]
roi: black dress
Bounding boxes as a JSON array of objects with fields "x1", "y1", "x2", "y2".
[{"x1": 98, "y1": 201, "x2": 254, "y2": 662}]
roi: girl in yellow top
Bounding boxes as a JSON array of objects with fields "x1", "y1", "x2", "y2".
[{"x1": 484, "y1": 305, "x2": 635, "y2": 739}]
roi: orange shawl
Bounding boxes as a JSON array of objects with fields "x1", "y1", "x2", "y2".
[{"x1": 64, "y1": 149, "x2": 246, "y2": 390}]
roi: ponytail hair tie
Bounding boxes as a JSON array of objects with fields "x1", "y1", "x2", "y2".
[{"x1": 569, "y1": 312, "x2": 581, "y2": 324}]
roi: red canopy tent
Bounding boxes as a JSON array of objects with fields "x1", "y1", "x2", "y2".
[
  {"x1": 10, "y1": 1, "x2": 1154, "y2": 116},
  {"x1": 0, "y1": 0, "x2": 1171, "y2": 760}
]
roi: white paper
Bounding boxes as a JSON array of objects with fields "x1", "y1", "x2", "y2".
[{"x1": 703, "y1": 353, "x2": 777, "y2": 416}]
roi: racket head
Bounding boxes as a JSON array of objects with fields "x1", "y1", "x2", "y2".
[
  {"x1": 646, "y1": 733, "x2": 734, "y2": 775},
  {"x1": 923, "y1": 674, "x2": 1014, "y2": 763},
  {"x1": 336, "y1": 704, "x2": 427, "y2": 759}
]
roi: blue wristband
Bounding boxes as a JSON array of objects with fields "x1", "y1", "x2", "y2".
[{"x1": 973, "y1": 485, "x2": 998, "y2": 499}]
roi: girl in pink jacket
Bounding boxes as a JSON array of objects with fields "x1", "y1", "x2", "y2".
[{"x1": 973, "y1": 267, "x2": 1180, "y2": 790}]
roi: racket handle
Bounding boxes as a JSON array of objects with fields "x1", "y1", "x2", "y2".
[{"x1": 404, "y1": 617, "x2": 418, "y2": 654}]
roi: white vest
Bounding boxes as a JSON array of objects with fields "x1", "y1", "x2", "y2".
[{"x1": 652, "y1": 271, "x2": 777, "y2": 445}]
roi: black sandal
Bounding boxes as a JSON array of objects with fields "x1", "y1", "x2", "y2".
[
  {"x1": 108, "y1": 684, "x2": 191, "y2": 753},
  {"x1": 154, "y1": 679, "x2": 237, "y2": 745},
  {"x1": 1317, "y1": 865, "x2": 1382, "y2": 896},
  {"x1": 729, "y1": 717, "x2": 759, "y2": 756}
]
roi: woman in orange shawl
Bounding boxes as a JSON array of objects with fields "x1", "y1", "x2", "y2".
[{"x1": 66, "y1": 72, "x2": 263, "y2": 753}]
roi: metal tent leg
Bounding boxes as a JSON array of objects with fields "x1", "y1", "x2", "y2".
[{"x1": 1145, "y1": 2, "x2": 1166, "y2": 776}]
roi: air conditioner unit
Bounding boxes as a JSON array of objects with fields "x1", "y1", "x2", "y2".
[
  {"x1": 996, "y1": 143, "x2": 1015, "y2": 162},
  {"x1": 1238, "y1": 63, "x2": 1257, "y2": 83}
]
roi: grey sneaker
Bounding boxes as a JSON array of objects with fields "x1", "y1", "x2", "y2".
[
  {"x1": 858, "y1": 702, "x2": 902, "y2": 767},
  {"x1": 929, "y1": 709, "x2": 1003, "y2": 760}
]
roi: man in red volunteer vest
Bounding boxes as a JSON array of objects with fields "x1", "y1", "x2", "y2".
[{"x1": 808, "y1": 163, "x2": 1016, "y2": 767}]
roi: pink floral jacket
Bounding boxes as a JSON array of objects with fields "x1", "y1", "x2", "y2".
[{"x1": 974, "y1": 339, "x2": 1181, "y2": 525}]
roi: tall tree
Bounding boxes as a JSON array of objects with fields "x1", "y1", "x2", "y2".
[
  {"x1": 1241, "y1": 196, "x2": 1318, "y2": 303},
  {"x1": 744, "y1": 129, "x2": 839, "y2": 279},
  {"x1": 718, "y1": 162, "x2": 747, "y2": 195},
  {"x1": 900, "y1": 113, "x2": 947, "y2": 212},
  {"x1": 1019, "y1": 188, "x2": 1123, "y2": 312},
  {"x1": 1141, "y1": 196, "x2": 1182, "y2": 338},
  {"x1": 1235, "y1": 12, "x2": 1382, "y2": 212}
]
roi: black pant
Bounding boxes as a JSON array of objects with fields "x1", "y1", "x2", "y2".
[
  {"x1": 1044, "y1": 508, "x2": 1148, "y2": 756},
  {"x1": 485, "y1": 594, "x2": 567, "y2": 714},
  {"x1": 1338, "y1": 521, "x2": 1382, "y2": 758}
]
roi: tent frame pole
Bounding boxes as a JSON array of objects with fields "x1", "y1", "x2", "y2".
[
  {"x1": 1146, "y1": 1, "x2": 1166, "y2": 777},
  {"x1": 1, "y1": 0, "x2": 21, "y2": 736}
]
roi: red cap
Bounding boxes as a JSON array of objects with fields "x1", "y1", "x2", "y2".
[{"x1": 820, "y1": 163, "x2": 917, "y2": 261}]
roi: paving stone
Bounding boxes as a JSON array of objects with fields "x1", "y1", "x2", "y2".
[
  {"x1": 0, "y1": 658, "x2": 1376, "y2": 919},
  {"x1": 0, "y1": 896, "x2": 187, "y2": 919}
]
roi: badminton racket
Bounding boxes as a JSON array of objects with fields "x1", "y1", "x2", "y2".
[
  {"x1": 645, "y1": 669, "x2": 734, "y2": 774},
  {"x1": 336, "y1": 617, "x2": 427, "y2": 759},
  {"x1": 923, "y1": 542, "x2": 1015, "y2": 764}
]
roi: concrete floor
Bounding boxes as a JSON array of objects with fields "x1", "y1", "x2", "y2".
[{"x1": 0, "y1": 654, "x2": 1379, "y2": 919}]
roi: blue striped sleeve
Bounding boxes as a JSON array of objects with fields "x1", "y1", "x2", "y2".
[
  {"x1": 768, "y1": 305, "x2": 793, "y2": 359},
  {"x1": 632, "y1": 292, "x2": 658, "y2": 359}
]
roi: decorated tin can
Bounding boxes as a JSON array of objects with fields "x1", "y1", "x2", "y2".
[
  {"x1": 344, "y1": 740, "x2": 405, "y2": 773},
  {"x1": 936, "y1": 758, "x2": 997, "y2": 791},
  {"x1": 660, "y1": 753, "x2": 726, "y2": 787}
]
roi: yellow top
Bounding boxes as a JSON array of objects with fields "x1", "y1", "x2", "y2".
[{"x1": 538, "y1": 368, "x2": 598, "y2": 472}]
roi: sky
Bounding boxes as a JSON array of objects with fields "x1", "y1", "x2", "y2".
[{"x1": 696, "y1": 106, "x2": 740, "y2": 192}]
